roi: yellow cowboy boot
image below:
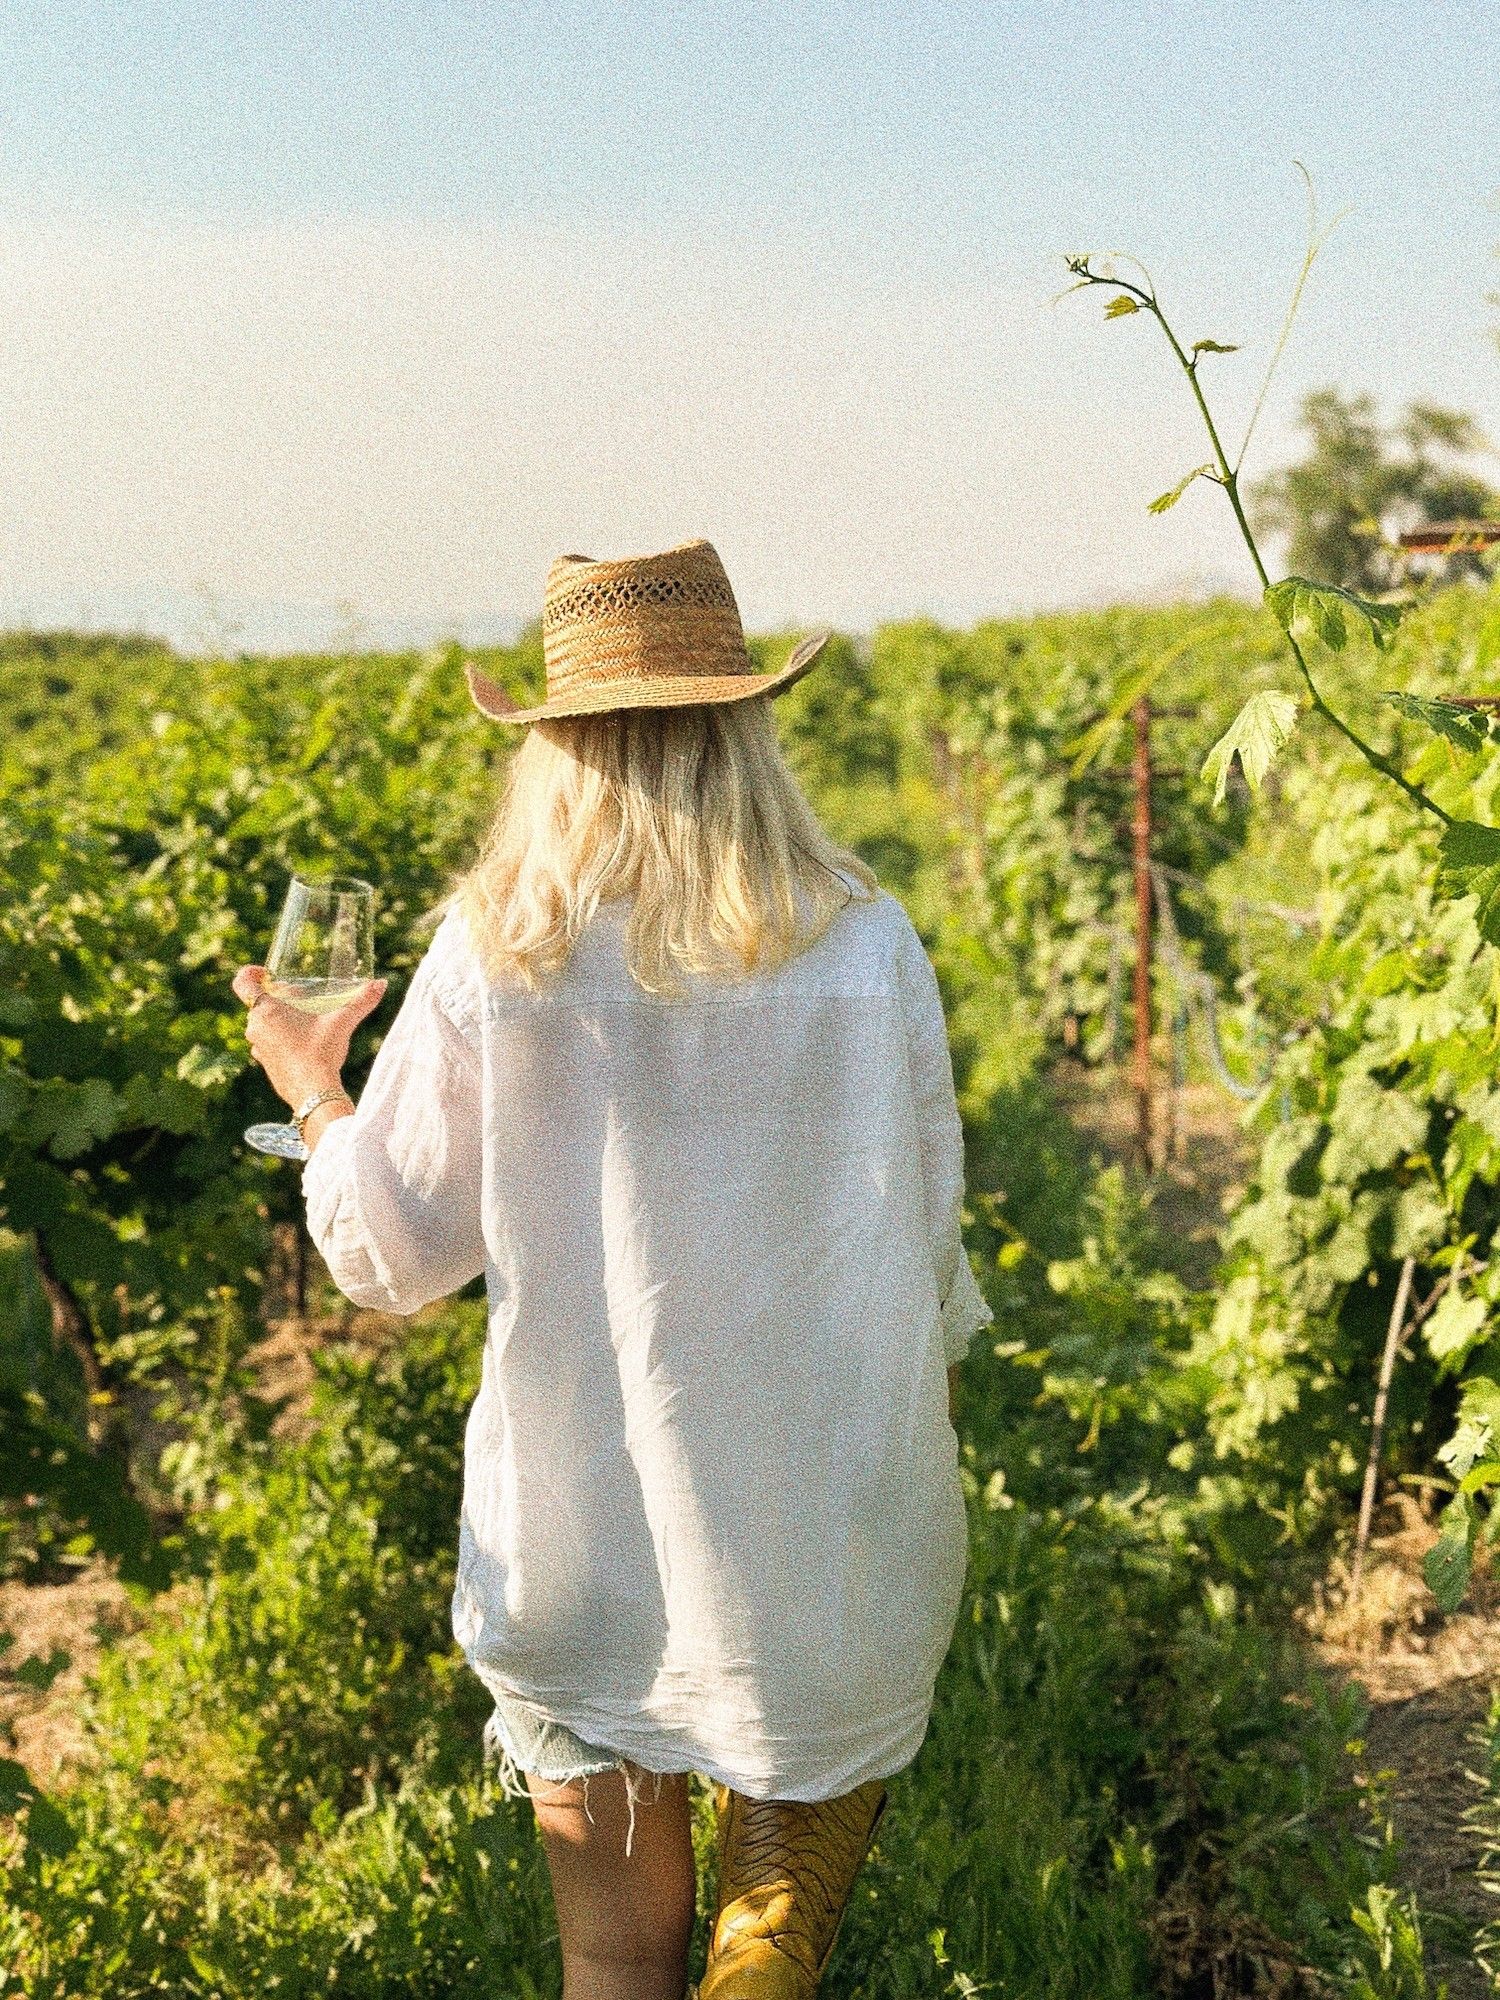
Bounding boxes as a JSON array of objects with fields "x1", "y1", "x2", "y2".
[{"x1": 698, "y1": 1777, "x2": 888, "y2": 1998}]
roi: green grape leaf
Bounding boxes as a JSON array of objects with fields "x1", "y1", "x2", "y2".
[
  {"x1": 1391, "y1": 1185, "x2": 1448, "y2": 1259},
  {"x1": 1438, "y1": 1375, "x2": 1500, "y2": 1480},
  {"x1": 120, "y1": 1071, "x2": 215, "y2": 1136},
  {"x1": 1147, "y1": 463, "x2": 1216, "y2": 515},
  {"x1": 1437, "y1": 819, "x2": 1500, "y2": 945},
  {"x1": 1384, "y1": 691, "x2": 1496, "y2": 753},
  {"x1": 1200, "y1": 691, "x2": 1301, "y2": 807},
  {"x1": 1104, "y1": 295, "x2": 1141, "y2": 318},
  {"x1": 176, "y1": 1043, "x2": 238, "y2": 1091},
  {"x1": 298, "y1": 702, "x2": 342, "y2": 772},
  {"x1": 1461, "y1": 1459, "x2": 1500, "y2": 1496},
  {"x1": 1322, "y1": 1197, "x2": 1377, "y2": 1284},
  {"x1": 1422, "y1": 1288, "x2": 1488, "y2": 1369},
  {"x1": 1322, "y1": 1074, "x2": 1428, "y2": 1183},
  {"x1": 1264, "y1": 577, "x2": 1405, "y2": 654},
  {"x1": 1424, "y1": 1495, "x2": 1475, "y2": 1613},
  {"x1": 1441, "y1": 1415, "x2": 1492, "y2": 1482},
  {"x1": 1458, "y1": 1375, "x2": 1500, "y2": 1433},
  {"x1": 29, "y1": 1077, "x2": 121, "y2": 1159},
  {"x1": 1191, "y1": 338, "x2": 1240, "y2": 356}
]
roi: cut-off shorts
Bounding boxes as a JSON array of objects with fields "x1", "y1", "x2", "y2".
[{"x1": 482, "y1": 1689, "x2": 673, "y2": 1861}]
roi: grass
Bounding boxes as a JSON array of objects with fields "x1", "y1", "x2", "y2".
[{"x1": 0, "y1": 1073, "x2": 1431, "y2": 1994}]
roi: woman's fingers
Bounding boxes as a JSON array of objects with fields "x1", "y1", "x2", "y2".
[
  {"x1": 309, "y1": 981, "x2": 388, "y2": 1068},
  {"x1": 338, "y1": 978, "x2": 387, "y2": 1027},
  {"x1": 229, "y1": 967, "x2": 386, "y2": 1099},
  {"x1": 233, "y1": 967, "x2": 268, "y2": 1063},
  {"x1": 231, "y1": 965, "x2": 267, "y2": 1010},
  {"x1": 230, "y1": 968, "x2": 384, "y2": 1025}
]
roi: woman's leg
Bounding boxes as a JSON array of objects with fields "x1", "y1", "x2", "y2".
[{"x1": 526, "y1": 1762, "x2": 697, "y2": 2000}]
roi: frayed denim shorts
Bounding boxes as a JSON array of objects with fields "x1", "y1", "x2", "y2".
[{"x1": 482, "y1": 1690, "x2": 673, "y2": 1860}]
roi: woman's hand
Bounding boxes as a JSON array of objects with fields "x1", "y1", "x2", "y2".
[{"x1": 231, "y1": 965, "x2": 387, "y2": 1110}]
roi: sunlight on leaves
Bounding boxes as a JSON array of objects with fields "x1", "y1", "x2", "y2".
[
  {"x1": 1383, "y1": 691, "x2": 1496, "y2": 755},
  {"x1": 1264, "y1": 576, "x2": 1404, "y2": 654},
  {"x1": 1439, "y1": 1377, "x2": 1500, "y2": 1480},
  {"x1": 1437, "y1": 818, "x2": 1500, "y2": 946},
  {"x1": 1200, "y1": 690, "x2": 1301, "y2": 807},
  {"x1": 1422, "y1": 1288, "x2": 1488, "y2": 1369}
]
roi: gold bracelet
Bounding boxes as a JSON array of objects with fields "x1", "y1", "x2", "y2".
[{"x1": 291, "y1": 1086, "x2": 354, "y2": 1140}]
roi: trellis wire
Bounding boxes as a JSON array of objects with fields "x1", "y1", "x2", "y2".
[
  {"x1": 1148, "y1": 863, "x2": 1280, "y2": 1102},
  {"x1": 1081, "y1": 893, "x2": 1286, "y2": 1102}
]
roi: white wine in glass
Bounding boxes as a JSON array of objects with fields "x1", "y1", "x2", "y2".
[
  {"x1": 244, "y1": 873, "x2": 376, "y2": 1162},
  {"x1": 261, "y1": 975, "x2": 371, "y2": 1015}
]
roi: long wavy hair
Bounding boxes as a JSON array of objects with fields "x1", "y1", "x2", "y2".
[{"x1": 442, "y1": 696, "x2": 880, "y2": 996}]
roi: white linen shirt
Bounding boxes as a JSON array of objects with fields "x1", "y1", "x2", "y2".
[{"x1": 301, "y1": 872, "x2": 994, "y2": 1801}]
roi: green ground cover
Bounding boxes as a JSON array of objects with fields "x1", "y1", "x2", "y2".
[{"x1": 7, "y1": 580, "x2": 1500, "y2": 1992}]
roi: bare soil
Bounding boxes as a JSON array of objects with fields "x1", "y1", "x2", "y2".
[
  {"x1": 1304, "y1": 1495, "x2": 1500, "y2": 1998},
  {"x1": 0, "y1": 1562, "x2": 141, "y2": 1789},
  {"x1": 7, "y1": 1096, "x2": 1500, "y2": 1999},
  {"x1": 1064, "y1": 1063, "x2": 1500, "y2": 1993},
  {"x1": 1049, "y1": 1066, "x2": 1258, "y2": 1285},
  {"x1": 1, "y1": 1304, "x2": 406, "y2": 1798}
]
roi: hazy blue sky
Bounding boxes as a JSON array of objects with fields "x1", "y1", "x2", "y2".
[{"x1": 2, "y1": 2, "x2": 1496, "y2": 648}]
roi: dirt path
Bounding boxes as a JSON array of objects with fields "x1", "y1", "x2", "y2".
[
  {"x1": 0, "y1": 1562, "x2": 140, "y2": 1793},
  {"x1": 1304, "y1": 1499, "x2": 1500, "y2": 1998},
  {"x1": 1049, "y1": 1067, "x2": 1256, "y2": 1285},
  {"x1": 1, "y1": 1306, "x2": 402, "y2": 1804},
  {"x1": 1063, "y1": 1062, "x2": 1500, "y2": 1993},
  {"x1": 8, "y1": 1092, "x2": 1500, "y2": 1997}
]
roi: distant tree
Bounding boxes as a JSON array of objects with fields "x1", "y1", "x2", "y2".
[{"x1": 1248, "y1": 387, "x2": 1499, "y2": 595}]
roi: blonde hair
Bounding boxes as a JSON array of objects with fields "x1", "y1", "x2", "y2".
[{"x1": 445, "y1": 697, "x2": 881, "y2": 996}]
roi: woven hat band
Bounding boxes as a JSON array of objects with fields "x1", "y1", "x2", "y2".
[
  {"x1": 461, "y1": 536, "x2": 825, "y2": 725},
  {"x1": 544, "y1": 564, "x2": 739, "y2": 629},
  {"x1": 546, "y1": 605, "x2": 750, "y2": 696}
]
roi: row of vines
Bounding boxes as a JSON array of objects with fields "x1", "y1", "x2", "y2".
[
  {"x1": 5, "y1": 569, "x2": 1500, "y2": 1989},
  {"x1": 922, "y1": 573, "x2": 1500, "y2": 1608}
]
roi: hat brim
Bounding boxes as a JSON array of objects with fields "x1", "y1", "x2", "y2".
[{"x1": 465, "y1": 631, "x2": 830, "y2": 726}]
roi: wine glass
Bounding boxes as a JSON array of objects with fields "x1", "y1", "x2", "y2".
[{"x1": 243, "y1": 873, "x2": 376, "y2": 1162}]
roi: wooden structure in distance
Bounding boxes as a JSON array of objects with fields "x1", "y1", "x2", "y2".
[{"x1": 1397, "y1": 521, "x2": 1500, "y2": 554}]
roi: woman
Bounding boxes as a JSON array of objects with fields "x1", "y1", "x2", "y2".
[{"x1": 233, "y1": 538, "x2": 993, "y2": 2000}]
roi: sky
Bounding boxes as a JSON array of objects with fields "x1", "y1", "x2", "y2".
[{"x1": 1, "y1": 1, "x2": 1497, "y2": 651}]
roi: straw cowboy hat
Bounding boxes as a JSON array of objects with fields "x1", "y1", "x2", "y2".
[{"x1": 464, "y1": 538, "x2": 830, "y2": 725}]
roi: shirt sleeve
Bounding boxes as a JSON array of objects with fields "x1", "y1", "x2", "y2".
[
  {"x1": 895, "y1": 916, "x2": 995, "y2": 1368},
  {"x1": 299, "y1": 913, "x2": 486, "y2": 1316}
]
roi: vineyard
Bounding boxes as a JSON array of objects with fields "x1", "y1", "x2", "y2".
[{"x1": 7, "y1": 567, "x2": 1500, "y2": 1996}]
